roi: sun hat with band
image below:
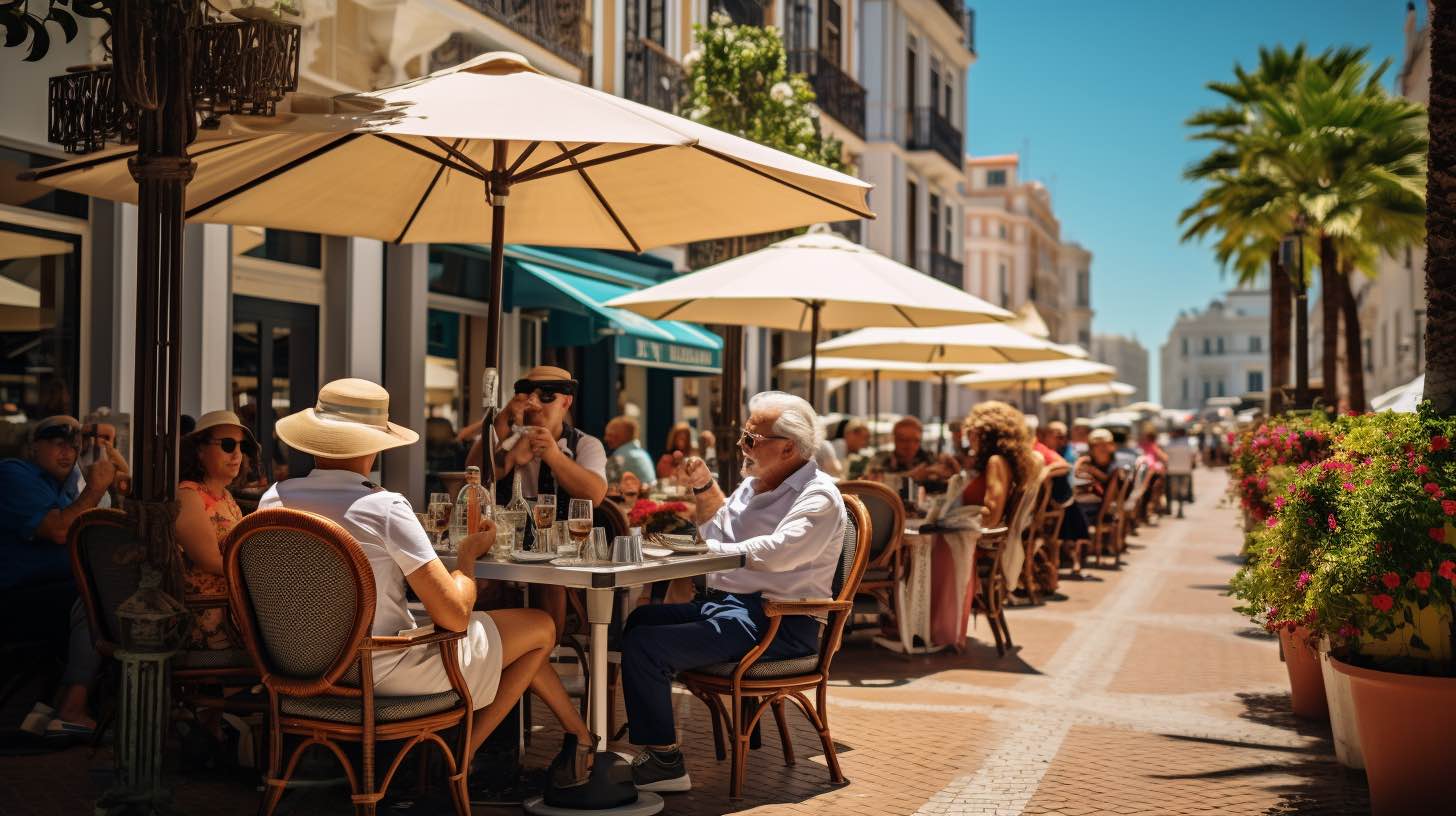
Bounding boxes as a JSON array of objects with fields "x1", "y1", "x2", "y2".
[
  {"x1": 188, "y1": 410, "x2": 260, "y2": 450},
  {"x1": 275, "y1": 378, "x2": 418, "y2": 459}
]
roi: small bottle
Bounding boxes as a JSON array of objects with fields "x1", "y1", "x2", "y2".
[
  {"x1": 450, "y1": 466, "x2": 490, "y2": 550},
  {"x1": 497, "y1": 470, "x2": 531, "y2": 549}
]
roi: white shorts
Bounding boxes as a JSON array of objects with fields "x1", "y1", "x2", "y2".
[{"x1": 374, "y1": 611, "x2": 504, "y2": 710}]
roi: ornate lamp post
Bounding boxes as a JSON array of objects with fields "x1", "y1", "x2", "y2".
[{"x1": 1285, "y1": 212, "x2": 1311, "y2": 410}]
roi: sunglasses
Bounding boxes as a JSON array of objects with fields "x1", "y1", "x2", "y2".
[
  {"x1": 514, "y1": 379, "x2": 577, "y2": 404},
  {"x1": 738, "y1": 429, "x2": 788, "y2": 449},
  {"x1": 203, "y1": 437, "x2": 252, "y2": 454}
]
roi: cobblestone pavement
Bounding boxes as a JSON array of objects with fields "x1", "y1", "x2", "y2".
[{"x1": 0, "y1": 469, "x2": 1370, "y2": 815}]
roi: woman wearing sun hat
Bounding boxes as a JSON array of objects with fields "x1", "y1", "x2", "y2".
[
  {"x1": 175, "y1": 410, "x2": 259, "y2": 651},
  {"x1": 260, "y1": 379, "x2": 607, "y2": 794}
]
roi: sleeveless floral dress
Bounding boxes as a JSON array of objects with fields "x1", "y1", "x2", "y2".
[{"x1": 177, "y1": 481, "x2": 243, "y2": 651}]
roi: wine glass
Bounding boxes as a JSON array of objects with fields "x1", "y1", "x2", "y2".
[
  {"x1": 567, "y1": 498, "x2": 592, "y2": 551},
  {"x1": 531, "y1": 493, "x2": 557, "y2": 550},
  {"x1": 426, "y1": 494, "x2": 452, "y2": 551}
]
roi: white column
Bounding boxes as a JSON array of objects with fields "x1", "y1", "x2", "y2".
[
  {"x1": 322, "y1": 236, "x2": 385, "y2": 383},
  {"x1": 179, "y1": 223, "x2": 232, "y2": 417},
  {"x1": 382, "y1": 243, "x2": 429, "y2": 507}
]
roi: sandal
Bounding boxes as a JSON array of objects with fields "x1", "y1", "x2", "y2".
[
  {"x1": 550, "y1": 732, "x2": 599, "y2": 789},
  {"x1": 543, "y1": 733, "x2": 637, "y2": 810}
]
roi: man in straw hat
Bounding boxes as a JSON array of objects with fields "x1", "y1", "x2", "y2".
[{"x1": 260, "y1": 378, "x2": 602, "y2": 791}]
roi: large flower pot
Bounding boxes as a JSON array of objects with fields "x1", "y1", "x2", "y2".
[
  {"x1": 1331, "y1": 656, "x2": 1456, "y2": 816},
  {"x1": 1317, "y1": 640, "x2": 1363, "y2": 769},
  {"x1": 1278, "y1": 626, "x2": 1327, "y2": 720}
]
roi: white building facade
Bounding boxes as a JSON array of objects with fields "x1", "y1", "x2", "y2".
[
  {"x1": 1091, "y1": 334, "x2": 1148, "y2": 403},
  {"x1": 1160, "y1": 289, "x2": 1269, "y2": 411}
]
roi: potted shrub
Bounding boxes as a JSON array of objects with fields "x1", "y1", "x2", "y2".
[
  {"x1": 1226, "y1": 413, "x2": 1334, "y2": 547},
  {"x1": 1246, "y1": 406, "x2": 1456, "y2": 813}
]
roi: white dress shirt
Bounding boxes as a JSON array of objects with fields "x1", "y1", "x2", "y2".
[
  {"x1": 702, "y1": 460, "x2": 845, "y2": 601},
  {"x1": 258, "y1": 468, "x2": 437, "y2": 682}
]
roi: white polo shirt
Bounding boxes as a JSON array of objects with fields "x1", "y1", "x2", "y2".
[
  {"x1": 702, "y1": 460, "x2": 845, "y2": 601},
  {"x1": 258, "y1": 468, "x2": 437, "y2": 682}
]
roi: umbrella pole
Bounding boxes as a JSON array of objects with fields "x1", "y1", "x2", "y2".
[
  {"x1": 718, "y1": 325, "x2": 745, "y2": 493},
  {"x1": 938, "y1": 373, "x2": 948, "y2": 453},
  {"x1": 873, "y1": 369, "x2": 881, "y2": 448},
  {"x1": 808, "y1": 301, "x2": 822, "y2": 410},
  {"x1": 484, "y1": 142, "x2": 510, "y2": 486}
]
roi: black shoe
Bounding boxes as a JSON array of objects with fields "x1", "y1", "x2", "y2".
[
  {"x1": 630, "y1": 748, "x2": 691, "y2": 793},
  {"x1": 543, "y1": 735, "x2": 637, "y2": 810}
]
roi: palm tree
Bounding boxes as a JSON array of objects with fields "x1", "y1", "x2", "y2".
[
  {"x1": 1426, "y1": 1, "x2": 1455, "y2": 415},
  {"x1": 1182, "y1": 46, "x2": 1367, "y2": 411}
]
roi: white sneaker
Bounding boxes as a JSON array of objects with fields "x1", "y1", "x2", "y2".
[{"x1": 19, "y1": 702, "x2": 53, "y2": 737}]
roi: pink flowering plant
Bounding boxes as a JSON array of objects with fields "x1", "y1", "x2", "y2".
[
  {"x1": 1225, "y1": 413, "x2": 1335, "y2": 546},
  {"x1": 1230, "y1": 405, "x2": 1456, "y2": 675}
]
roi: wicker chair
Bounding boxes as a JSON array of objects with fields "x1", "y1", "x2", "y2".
[
  {"x1": 68, "y1": 509, "x2": 258, "y2": 716},
  {"x1": 1086, "y1": 468, "x2": 1130, "y2": 568},
  {"x1": 1030, "y1": 495, "x2": 1073, "y2": 598},
  {"x1": 974, "y1": 467, "x2": 1045, "y2": 655},
  {"x1": 224, "y1": 508, "x2": 474, "y2": 816},
  {"x1": 1017, "y1": 477, "x2": 1056, "y2": 606},
  {"x1": 1118, "y1": 462, "x2": 1151, "y2": 551},
  {"x1": 678, "y1": 493, "x2": 872, "y2": 800},
  {"x1": 837, "y1": 480, "x2": 905, "y2": 630}
]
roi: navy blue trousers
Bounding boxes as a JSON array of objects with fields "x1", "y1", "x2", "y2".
[{"x1": 620, "y1": 592, "x2": 820, "y2": 746}]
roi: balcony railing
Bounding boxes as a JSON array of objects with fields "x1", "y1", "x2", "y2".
[
  {"x1": 926, "y1": 250, "x2": 962, "y2": 287},
  {"x1": 907, "y1": 106, "x2": 964, "y2": 168},
  {"x1": 688, "y1": 229, "x2": 796, "y2": 270},
  {"x1": 624, "y1": 37, "x2": 684, "y2": 114},
  {"x1": 786, "y1": 50, "x2": 866, "y2": 139},
  {"x1": 455, "y1": 0, "x2": 589, "y2": 70}
]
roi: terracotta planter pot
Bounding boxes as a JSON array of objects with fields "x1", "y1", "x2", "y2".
[
  {"x1": 1317, "y1": 640, "x2": 1363, "y2": 769},
  {"x1": 1278, "y1": 626, "x2": 1328, "y2": 720},
  {"x1": 1331, "y1": 656, "x2": 1456, "y2": 816}
]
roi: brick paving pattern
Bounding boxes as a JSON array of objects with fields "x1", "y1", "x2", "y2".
[{"x1": 0, "y1": 469, "x2": 1370, "y2": 815}]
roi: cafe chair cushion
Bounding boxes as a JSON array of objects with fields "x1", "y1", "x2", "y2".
[
  {"x1": 279, "y1": 690, "x2": 461, "y2": 725},
  {"x1": 694, "y1": 653, "x2": 822, "y2": 680}
]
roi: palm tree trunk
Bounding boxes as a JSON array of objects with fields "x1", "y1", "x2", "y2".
[
  {"x1": 1337, "y1": 262, "x2": 1366, "y2": 413},
  {"x1": 1269, "y1": 249, "x2": 1291, "y2": 414},
  {"x1": 1294, "y1": 248, "x2": 1311, "y2": 409},
  {"x1": 1319, "y1": 234, "x2": 1341, "y2": 411},
  {"x1": 1426, "y1": 1, "x2": 1456, "y2": 415}
]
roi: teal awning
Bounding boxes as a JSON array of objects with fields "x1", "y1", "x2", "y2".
[{"x1": 507, "y1": 251, "x2": 722, "y2": 375}]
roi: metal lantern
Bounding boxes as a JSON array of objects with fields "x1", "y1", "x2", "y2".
[
  {"x1": 192, "y1": 5, "x2": 302, "y2": 124},
  {"x1": 115, "y1": 564, "x2": 190, "y2": 653},
  {"x1": 47, "y1": 64, "x2": 135, "y2": 154}
]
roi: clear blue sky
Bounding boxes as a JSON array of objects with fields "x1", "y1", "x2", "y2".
[{"x1": 963, "y1": 0, "x2": 1419, "y2": 400}]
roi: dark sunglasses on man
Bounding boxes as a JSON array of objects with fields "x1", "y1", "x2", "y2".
[{"x1": 513, "y1": 378, "x2": 578, "y2": 404}]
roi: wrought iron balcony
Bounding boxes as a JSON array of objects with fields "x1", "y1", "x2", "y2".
[
  {"x1": 964, "y1": 7, "x2": 976, "y2": 55},
  {"x1": 623, "y1": 37, "x2": 684, "y2": 114},
  {"x1": 926, "y1": 250, "x2": 962, "y2": 287},
  {"x1": 454, "y1": 0, "x2": 589, "y2": 70},
  {"x1": 786, "y1": 50, "x2": 866, "y2": 139},
  {"x1": 688, "y1": 229, "x2": 796, "y2": 270},
  {"x1": 907, "y1": 106, "x2": 964, "y2": 168}
]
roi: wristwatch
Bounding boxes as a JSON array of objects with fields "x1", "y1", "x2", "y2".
[{"x1": 692, "y1": 481, "x2": 714, "y2": 495}]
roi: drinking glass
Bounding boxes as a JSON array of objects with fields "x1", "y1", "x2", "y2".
[
  {"x1": 588, "y1": 527, "x2": 609, "y2": 564},
  {"x1": 567, "y1": 498, "x2": 592, "y2": 547},
  {"x1": 426, "y1": 494, "x2": 452, "y2": 551},
  {"x1": 532, "y1": 494, "x2": 557, "y2": 537}
]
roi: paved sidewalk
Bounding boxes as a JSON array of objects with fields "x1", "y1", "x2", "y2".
[{"x1": 0, "y1": 469, "x2": 1369, "y2": 815}]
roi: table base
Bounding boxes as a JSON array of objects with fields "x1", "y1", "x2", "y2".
[{"x1": 522, "y1": 791, "x2": 664, "y2": 816}]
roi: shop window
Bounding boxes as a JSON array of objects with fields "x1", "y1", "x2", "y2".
[
  {"x1": 0, "y1": 224, "x2": 81, "y2": 458},
  {"x1": 243, "y1": 228, "x2": 322, "y2": 267}
]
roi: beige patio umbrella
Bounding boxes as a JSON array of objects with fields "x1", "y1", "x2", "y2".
[
  {"x1": 815, "y1": 323, "x2": 1077, "y2": 365},
  {"x1": 778, "y1": 355, "x2": 980, "y2": 448},
  {"x1": 606, "y1": 227, "x2": 1010, "y2": 405},
  {"x1": 1040, "y1": 381, "x2": 1137, "y2": 404},
  {"x1": 955, "y1": 357, "x2": 1115, "y2": 419},
  {"x1": 0, "y1": 229, "x2": 73, "y2": 262},
  {"x1": 22, "y1": 52, "x2": 874, "y2": 376}
]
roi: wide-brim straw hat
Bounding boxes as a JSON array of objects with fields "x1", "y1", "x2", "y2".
[
  {"x1": 187, "y1": 409, "x2": 260, "y2": 449},
  {"x1": 275, "y1": 378, "x2": 418, "y2": 459}
]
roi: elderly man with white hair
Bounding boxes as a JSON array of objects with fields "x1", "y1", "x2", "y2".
[{"x1": 620, "y1": 391, "x2": 845, "y2": 792}]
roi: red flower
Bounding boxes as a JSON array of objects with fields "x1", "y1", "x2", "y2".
[
  {"x1": 1381, "y1": 572, "x2": 1401, "y2": 590},
  {"x1": 1371, "y1": 594, "x2": 1395, "y2": 613},
  {"x1": 1327, "y1": 514, "x2": 1339, "y2": 531},
  {"x1": 1432, "y1": 436, "x2": 1450, "y2": 452},
  {"x1": 1414, "y1": 571, "x2": 1432, "y2": 591},
  {"x1": 1426, "y1": 482, "x2": 1445, "y2": 497},
  {"x1": 1432, "y1": 527, "x2": 1447, "y2": 543},
  {"x1": 1443, "y1": 500, "x2": 1456, "y2": 516},
  {"x1": 1416, "y1": 464, "x2": 1430, "y2": 476},
  {"x1": 1440, "y1": 561, "x2": 1456, "y2": 581}
]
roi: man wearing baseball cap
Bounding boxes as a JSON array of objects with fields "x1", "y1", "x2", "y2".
[{"x1": 0, "y1": 415, "x2": 116, "y2": 741}]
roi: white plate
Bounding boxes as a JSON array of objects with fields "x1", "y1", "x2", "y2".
[
  {"x1": 549, "y1": 557, "x2": 609, "y2": 567},
  {"x1": 641, "y1": 546, "x2": 674, "y2": 558},
  {"x1": 509, "y1": 550, "x2": 557, "y2": 563}
]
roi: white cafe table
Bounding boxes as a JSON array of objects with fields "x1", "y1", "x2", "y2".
[{"x1": 442, "y1": 550, "x2": 744, "y2": 815}]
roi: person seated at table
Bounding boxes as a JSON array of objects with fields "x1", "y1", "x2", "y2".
[
  {"x1": 78, "y1": 420, "x2": 131, "y2": 500},
  {"x1": 0, "y1": 416, "x2": 114, "y2": 743},
  {"x1": 1074, "y1": 429, "x2": 1121, "y2": 506},
  {"x1": 174, "y1": 411, "x2": 258, "y2": 652},
  {"x1": 865, "y1": 416, "x2": 956, "y2": 483},
  {"x1": 1068, "y1": 419, "x2": 1092, "y2": 459},
  {"x1": 1110, "y1": 427, "x2": 1139, "y2": 470},
  {"x1": 834, "y1": 418, "x2": 872, "y2": 480},
  {"x1": 655, "y1": 422, "x2": 697, "y2": 480},
  {"x1": 262, "y1": 378, "x2": 599, "y2": 787},
  {"x1": 470, "y1": 365, "x2": 607, "y2": 635},
  {"x1": 620, "y1": 391, "x2": 844, "y2": 793},
  {"x1": 959, "y1": 402, "x2": 1040, "y2": 528},
  {"x1": 698, "y1": 429, "x2": 718, "y2": 476},
  {"x1": 1037, "y1": 419, "x2": 1089, "y2": 539},
  {"x1": 603, "y1": 415, "x2": 656, "y2": 488}
]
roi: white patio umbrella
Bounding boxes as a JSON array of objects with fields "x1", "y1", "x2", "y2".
[
  {"x1": 607, "y1": 227, "x2": 1010, "y2": 404},
  {"x1": 777, "y1": 355, "x2": 979, "y2": 448},
  {"x1": 815, "y1": 323, "x2": 1077, "y2": 365},
  {"x1": 23, "y1": 52, "x2": 874, "y2": 376},
  {"x1": 953, "y1": 358, "x2": 1115, "y2": 391},
  {"x1": 1041, "y1": 381, "x2": 1137, "y2": 405}
]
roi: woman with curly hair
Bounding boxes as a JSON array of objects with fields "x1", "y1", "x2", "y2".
[{"x1": 959, "y1": 401, "x2": 1041, "y2": 527}]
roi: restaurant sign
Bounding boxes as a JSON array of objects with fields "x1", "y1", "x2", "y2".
[{"x1": 615, "y1": 335, "x2": 721, "y2": 373}]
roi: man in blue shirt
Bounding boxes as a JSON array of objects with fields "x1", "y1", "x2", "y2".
[
  {"x1": 603, "y1": 415, "x2": 656, "y2": 488},
  {"x1": 0, "y1": 416, "x2": 115, "y2": 741}
]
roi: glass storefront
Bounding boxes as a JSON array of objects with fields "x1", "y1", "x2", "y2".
[
  {"x1": 0, "y1": 223, "x2": 81, "y2": 459},
  {"x1": 231, "y1": 295, "x2": 318, "y2": 484}
]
